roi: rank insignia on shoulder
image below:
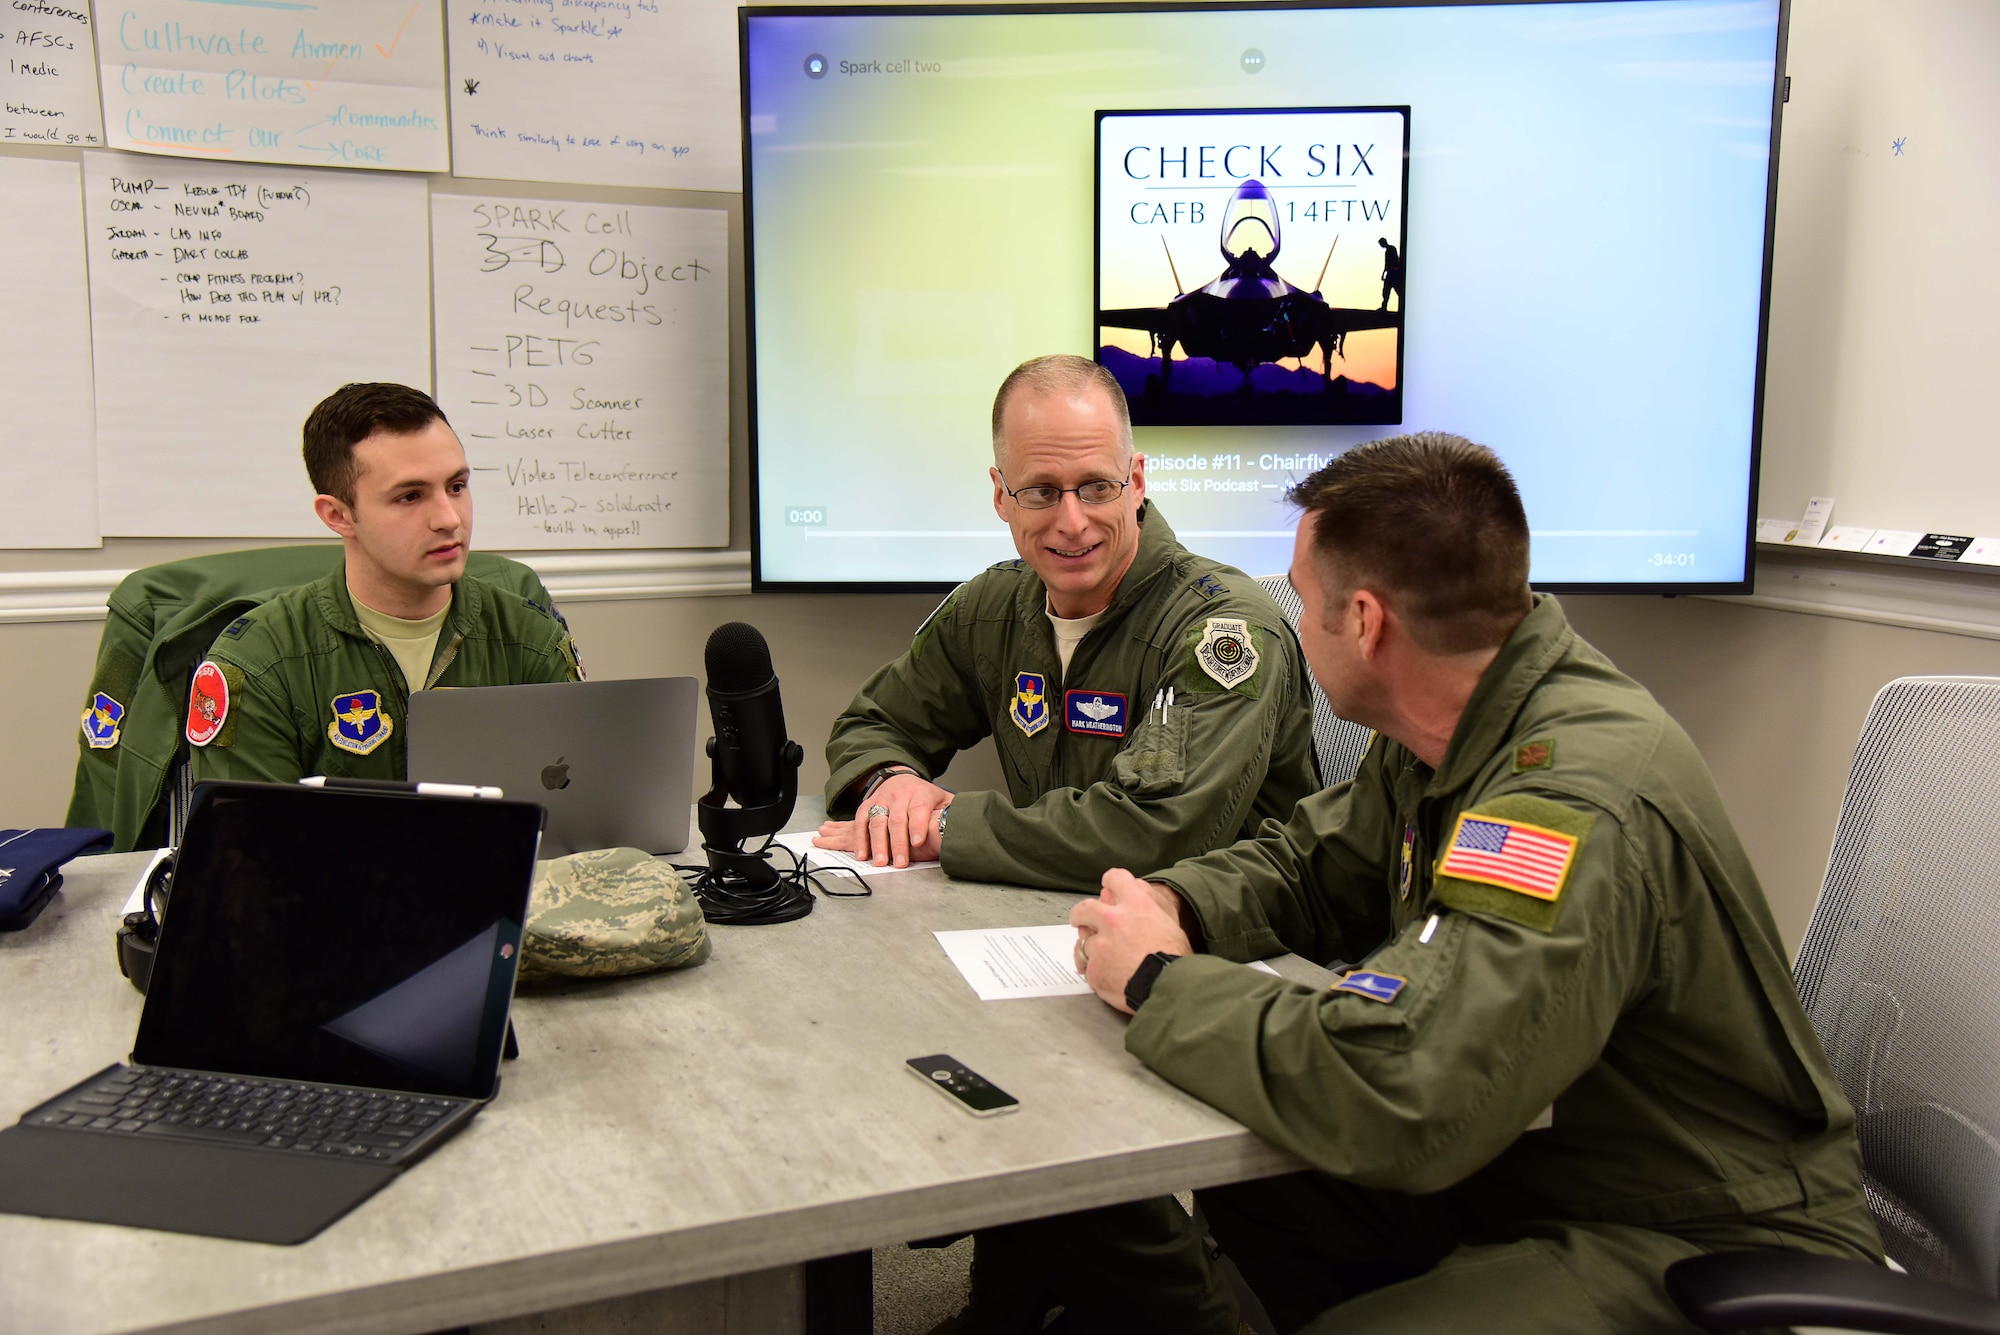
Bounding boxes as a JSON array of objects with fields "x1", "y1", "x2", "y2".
[
  {"x1": 1064, "y1": 689, "x2": 1128, "y2": 737},
  {"x1": 185, "y1": 662, "x2": 230, "y2": 748},
  {"x1": 1437, "y1": 813, "x2": 1578, "y2": 902},
  {"x1": 1333, "y1": 969, "x2": 1407, "y2": 1004},
  {"x1": 328, "y1": 689, "x2": 394, "y2": 756},
  {"x1": 220, "y1": 616, "x2": 252, "y2": 640},
  {"x1": 1192, "y1": 573, "x2": 1226, "y2": 600},
  {"x1": 1008, "y1": 671, "x2": 1049, "y2": 737},
  {"x1": 1193, "y1": 617, "x2": 1260, "y2": 691},
  {"x1": 82, "y1": 691, "x2": 126, "y2": 750},
  {"x1": 1512, "y1": 739, "x2": 1556, "y2": 773}
]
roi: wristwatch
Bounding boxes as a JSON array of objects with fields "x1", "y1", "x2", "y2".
[
  {"x1": 935, "y1": 804, "x2": 951, "y2": 840},
  {"x1": 1124, "y1": 951, "x2": 1182, "y2": 1012},
  {"x1": 856, "y1": 764, "x2": 916, "y2": 807}
]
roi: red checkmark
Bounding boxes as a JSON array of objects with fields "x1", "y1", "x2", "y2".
[{"x1": 377, "y1": 2, "x2": 419, "y2": 59}]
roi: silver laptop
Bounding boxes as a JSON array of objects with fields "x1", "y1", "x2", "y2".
[{"x1": 407, "y1": 678, "x2": 698, "y2": 856}]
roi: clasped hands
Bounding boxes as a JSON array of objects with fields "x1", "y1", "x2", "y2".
[{"x1": 814, "y1": 772, "x2": 953, "y2": 868}]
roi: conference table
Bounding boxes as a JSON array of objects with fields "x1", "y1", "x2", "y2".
[{"x1": 0, "y1": 805, "x2": 1317, "y2": 1335}]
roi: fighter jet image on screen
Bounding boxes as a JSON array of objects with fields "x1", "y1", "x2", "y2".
[{"x1": 1099, "y1": 178, "x2": 1403, "y2": 427}]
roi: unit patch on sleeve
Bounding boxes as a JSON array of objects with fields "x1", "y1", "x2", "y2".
[
  {"x1": 1008, "y1": 671, "x2": 1050, "y2": 737},
  {"x1": 1064, "y1": 690, "x2": 1128, "y2": 737},
  {"x1": 81, "y1": 692, "x2": 126, "y2": 750},
  {"x1": 1332, "y1": 969, "x2": 1407, "y2": 1004},
  {"x1": 328, "y1": 690, "x2": 394, "y2": 756},
  {"x1": 185, "y1": 661, "x2": 231, "y2": 747},
  {"x1": 1187, "y1": 618, "x2": 1262, "y2": 694}
]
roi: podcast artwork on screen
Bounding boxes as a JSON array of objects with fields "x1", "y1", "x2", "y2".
[{"x1": 1096, "y1": 107, "x2": 1410, "y2": 428}]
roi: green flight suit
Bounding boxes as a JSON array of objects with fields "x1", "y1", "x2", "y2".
[
  {"x1": 824, "y1": 502, "x2": 1321, "y2": 890},
  {"x1": 1106, "y1": 595, "x2": 1880, "y2": 1331},
  {"x1": 188, "y1": 565, "x2": 582, "y2": 786}
]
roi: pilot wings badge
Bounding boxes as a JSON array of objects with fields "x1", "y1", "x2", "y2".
[
  {"x1": 1194, "y1": 618, "x2": 1260, "y2": 691},
  {"x1": 327, "y1": 689, "x2": 393, "y2": 756},
  {"x1": 1009, "y1": 671, "x2": 1050, "y2": 738}
]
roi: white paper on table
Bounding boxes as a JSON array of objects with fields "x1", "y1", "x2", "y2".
[
  {"x1": 1961, "y1": 538, "x2": 2000, "y2": 567},
  {"x1": 84, "y1": 152, "x2": 432, "y2": 537},
  {"x1": 1817, "y1": 525, "x2": 1877, "y2": 552},
  {"x1": 1793, "y1": 496, "x2": 1835, "y2": 547},
  {"x1": 430, "y1": 193, "x2": 729, "y2": 548},
  {"x1": 772, "y1": 830, "x2": 938, "y2": 878},
  {"x1": 98, "y1": 0, "x2": 448, "y2": 171},
  {"x1": 0, "y1": 158, "x2": 100, "y2": 547},
  {"x1": 934, "y1": 925, "x2": 1281, "y2": 1001},
  {"x1": 1753, "y1": 518, "x2": 1796, "y2": 545},
  {"x1": 446, "y1": 0, "x2": 741, "y2": 192},
  {"x1": 120, "y1": 847, "x2": 175, "y2": 917},
  {"x1": 1863, "y1": 529, "x2": 1924, "y2": 558},
  {"x1": 3, "y1": 4, "x2": 104, "y2": 147}
]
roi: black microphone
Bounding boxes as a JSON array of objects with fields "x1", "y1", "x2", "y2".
[
  {"x1": 696, "y1": 623, "x2": 805, "y2": 907},
  {"x1": 704, "y1": 621, "x2": 789, "y2": 808}
]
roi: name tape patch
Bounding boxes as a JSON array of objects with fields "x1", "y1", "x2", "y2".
[
  {"x1": 1064, "y1": 690, "x2": 1129, "y2": 737},
  {"x1": 1437, "y1": 813, "x2": 1579, "y2": 901}
]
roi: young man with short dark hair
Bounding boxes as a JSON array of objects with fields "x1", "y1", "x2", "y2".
[{"x1": 187, "y1": 383, "x2": 582, "y2": 786}]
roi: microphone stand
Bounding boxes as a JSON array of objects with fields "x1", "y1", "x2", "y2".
[{"x1": 695, "y1": 738, "x2": 805, "y2": 898}]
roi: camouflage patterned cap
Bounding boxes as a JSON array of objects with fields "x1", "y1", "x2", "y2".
[{"x1": 518, "y1": 846, "x2": 711, "y2": 983}]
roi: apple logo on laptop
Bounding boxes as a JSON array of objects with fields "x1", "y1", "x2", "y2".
[{"x1": 540, "y1": 757, "x2": 572, "y2": 791}]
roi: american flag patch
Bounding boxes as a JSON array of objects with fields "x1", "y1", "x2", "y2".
[{"x1": 1437, "y1": 813, "x2": 1579, "y2": 901}]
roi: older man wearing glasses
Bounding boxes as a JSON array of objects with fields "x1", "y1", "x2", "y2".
[{"x1": 815, "y1": 353, "x2": 1320, "y2": 892}]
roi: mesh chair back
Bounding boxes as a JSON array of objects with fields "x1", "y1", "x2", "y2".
[
  {"x1": 1794, "y1": 676, "x2": 2000, "y2": 1295},
  {"x1": 1254, "y1": 574, "x2": 1373, "y2": 787}
]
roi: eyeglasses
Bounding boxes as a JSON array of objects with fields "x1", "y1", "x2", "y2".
[{"x1": 998, "y1": 472, "x2": 1132, "y2": 510}]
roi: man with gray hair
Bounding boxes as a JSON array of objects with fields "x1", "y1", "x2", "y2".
[{"x1": 815, "y1": 352, "x2": 1319, "y2": 892}]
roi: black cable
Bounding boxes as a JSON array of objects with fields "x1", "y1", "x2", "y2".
[{"x1": 672, "y1": 838, "x2": 869, "y2": 927}]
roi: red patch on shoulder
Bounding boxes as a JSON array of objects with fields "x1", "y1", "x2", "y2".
[{"x1": 186, "y1": 661, "x2": 229, "y2": 747}]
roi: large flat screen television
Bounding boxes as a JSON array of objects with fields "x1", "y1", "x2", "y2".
[{"x1": 742, "y1": 0, "x2": 1786, "y2": 592}]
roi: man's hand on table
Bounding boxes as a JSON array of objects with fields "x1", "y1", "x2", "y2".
[
  {"x1": 814, "y1": 772, "x2": 955, "y2": 868},
  {"x1": 1071, "y1": 869, "x2": 1194, "y2": 1015}
]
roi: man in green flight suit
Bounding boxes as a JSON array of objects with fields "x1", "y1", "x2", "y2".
[
  {"x1": 814, "y1": 353, "x2": 1320, "y2": 889},
  {"x1": 187, "y1": 383, "x2": 582, "y2": 786},
  {"x1": 969, "y1": 433, "x2": 1880, "y2": 1333}
]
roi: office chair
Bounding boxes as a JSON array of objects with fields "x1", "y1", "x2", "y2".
[
  {"x1": 1254, "y1": 573, "x2": 1373, "y2": 786},
  {"x1": 1666, "y1": 677, "x2": 2000, "y2": 1333}
]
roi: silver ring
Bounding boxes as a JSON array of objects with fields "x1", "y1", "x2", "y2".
[
  {"x1": 867, "y1": 804, "x2": 890, "y2": 819},
  {"x1": 1075, "y1": 938, "x2": 1090, "y2": 965}
]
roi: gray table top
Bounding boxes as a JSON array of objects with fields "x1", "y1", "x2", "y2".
[{"x1": 0, "y1": 810, "x2": 1311, "y2": 1335}]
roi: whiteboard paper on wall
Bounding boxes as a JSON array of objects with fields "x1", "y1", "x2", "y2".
[
  {"x1": 0, "y1": 158, "x2": 99, "y2": 548},
  {"x1": 84, "y1": 151, "x2": 432, "y2": 537},
  {"x1": 430, "y1": 193, "x2": 729, "y2": 548},
  {"x1": 2, "y1": 3, "x2": 104, "y2": 147},
  {"x1": 98, "y1": 1, "x2": 449, "y2": 172},
  {"x1": 445, "y1": 0, "x2": 739, "y2": 192}
]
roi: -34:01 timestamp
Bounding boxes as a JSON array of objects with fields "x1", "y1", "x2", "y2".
[{"x1": 1647, "y1": 553, "x2": 1696, "y2": 568}]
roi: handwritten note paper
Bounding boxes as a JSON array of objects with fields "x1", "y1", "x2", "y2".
[
  {"x1": 445, "y1": 0, "x2": 739, "y2": 191},
  {"x1": 431, "y1": 193, "x2": 728, "y2": 548},
  {"x1": 83, "y1": 151, "x2": 431, "y2": 536},
  {"x1": 3, "y1": 1, "x2": 104, "y2": 147},
  {"x1": 0, "y1": 158, "x2": 99, "y2": 547},
  {"x1": 98, "y1": 0, "x2": 448, "y2": 171}
]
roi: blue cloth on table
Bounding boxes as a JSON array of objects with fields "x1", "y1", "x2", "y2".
[{"x1": 0, "y1": 828, "x2": 113, "y2": 931}]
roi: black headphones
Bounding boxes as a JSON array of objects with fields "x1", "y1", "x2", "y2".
[{"x1": 115, "y1": 853, "x2": 175, "y2": 995}]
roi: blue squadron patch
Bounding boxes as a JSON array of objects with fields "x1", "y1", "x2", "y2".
[
  {"x1": 327, "y1": 690, "x2": 394, "y2": 756},
  {"x1": 81, "y1": 692, "x2": 125, "y2": 750},
  {"x1": 1008, "y1": 672, "x2": 1050, "y2": 737},
  {"x1": 1333, "y1": 969, "x2": 1408, "y2": 1004},
  {"x1": 1064, "y1": 690, "x2": 1128, "y2": 737}
]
